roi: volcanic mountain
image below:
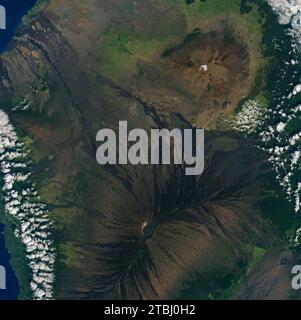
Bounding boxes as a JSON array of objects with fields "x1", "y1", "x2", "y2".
[{"x1": 0, "y1": 0, "x2": 299, "y2": 300}]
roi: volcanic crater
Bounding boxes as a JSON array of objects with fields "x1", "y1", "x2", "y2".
[{"x1": 134, "y1": 24, "x2": 253, "y2": 129}]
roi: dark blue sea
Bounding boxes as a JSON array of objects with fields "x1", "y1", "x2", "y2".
[
  {"x1": 0, "y1": 0, "x2": 37, "y2": 52},
  {"x1": 0, "y1": 0, "x2": 38, "y2": 299},
  {"x1": 0, "y1": 224, "x2": 20, "y2": 300}
]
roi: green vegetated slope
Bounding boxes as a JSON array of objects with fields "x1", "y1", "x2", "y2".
[{"x1": 94, "y1": 0, "x2": 264, "y2": 84}]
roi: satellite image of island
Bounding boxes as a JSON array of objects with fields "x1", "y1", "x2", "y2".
[{"x1": 0, "y1": 0, "x2": 301, "y2": 301}]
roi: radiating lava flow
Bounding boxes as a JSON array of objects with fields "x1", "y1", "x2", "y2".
[{"x1": 60, "y1": 127, "x2": 277, "y2": 300}]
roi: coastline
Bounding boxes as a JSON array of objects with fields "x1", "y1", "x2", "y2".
[
  {"x1": 0, "y1": 214, "x2": 31, "y2": 299},
  {"x1": 0, "y1": 0, "x2": 53, "y2": 300}
]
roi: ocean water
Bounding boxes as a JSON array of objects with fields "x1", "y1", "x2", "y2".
[
  {"x1": 0, "y1": 224, "x2": 19, "y2": 299},
  {"x1": 0, "y1": 0, "x2": 38, "y2": 300},
  {"x1": 0, "y1": 0, "x2": 37, "y2": 52}
]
